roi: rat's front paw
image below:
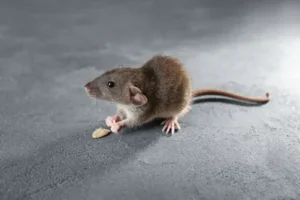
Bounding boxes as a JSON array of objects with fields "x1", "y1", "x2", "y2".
[
  {"x1": 105, "y1": 116, "x2": 114, "y2": 127},
  {"x1": 105, "y1": 115, "x2": 120, "y2": 127},
  {"x1": 110, "y1": 120, "x2": 126, "y2": 133},
  {"x1": 110, "y1": 123, "x2": 121, "y2": 133}
]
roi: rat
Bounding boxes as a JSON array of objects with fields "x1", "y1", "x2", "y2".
[{"x1": 84, "y1": 55, "x2": 270, "y2": 134}]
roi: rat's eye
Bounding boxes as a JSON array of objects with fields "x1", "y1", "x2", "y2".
[{"x1": 107, "y1": 81, "x2": 115, "y2": 88}]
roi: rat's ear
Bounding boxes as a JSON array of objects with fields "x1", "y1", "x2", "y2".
[{"x1": 129, "y1": 85, "x2": 148, "y2": 106}]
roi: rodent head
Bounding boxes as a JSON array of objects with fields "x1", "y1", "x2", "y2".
[{"x1": 84, "y1": 68, "x2": 148, "y2": 106}]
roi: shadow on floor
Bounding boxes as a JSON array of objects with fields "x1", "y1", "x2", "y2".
[{"x1": 0, "y1": 120, "x2": 164, "y2": 199}]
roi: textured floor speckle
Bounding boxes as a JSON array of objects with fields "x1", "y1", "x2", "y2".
[{"x1": 1, "y1": 0, "x2": 300, "y2": 199}]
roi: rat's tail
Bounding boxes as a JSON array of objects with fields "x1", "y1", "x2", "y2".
[{"x1": 192, "y1": 89, "x2": 270, "y2": 103}]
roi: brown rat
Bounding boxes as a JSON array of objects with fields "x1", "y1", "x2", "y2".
[{"x1": 84, "y1": 55, "x2": 270, "y2": 134}]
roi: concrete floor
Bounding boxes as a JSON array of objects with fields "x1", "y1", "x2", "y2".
[{"x1": 1, "y1": 0, "x2": 300, "y2": 199}]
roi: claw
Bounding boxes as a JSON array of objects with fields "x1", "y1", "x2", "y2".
[{"x1": 175, "y1": 121, "x2": 181, "y2": 130}]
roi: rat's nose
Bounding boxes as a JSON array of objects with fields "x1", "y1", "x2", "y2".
[
  {"x1": 84, "y1": 82, "x2": 92, "y2": 92},
  {"x1": 84, "y1": 82, "x2": 91, "y2": 88}
]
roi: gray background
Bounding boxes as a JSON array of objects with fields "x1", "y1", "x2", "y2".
[{"x1": 1, "y1": 0, "x2": 300, "y2": 199}]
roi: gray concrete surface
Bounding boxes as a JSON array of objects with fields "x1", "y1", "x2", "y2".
[{"x1": 1, "y1": 0, "x2": 300, "y2": 199}]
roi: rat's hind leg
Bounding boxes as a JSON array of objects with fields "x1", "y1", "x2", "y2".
[
  {"x1": 161, "y1": 116, "x2": 181, "y2": 135},
  {"x1": 161, "y1": 103, "x2": 191, "y2": 135}
]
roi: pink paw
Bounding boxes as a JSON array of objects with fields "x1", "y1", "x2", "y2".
[
  {"x1": 105, "y1": 115, "x2": 120, "y2": 127},
  {"x1": 111, "y1": 123, "x2": 122, "y2": 133},
  {"x1": 161, "y1": 117, "x2": 181, "y2": 135}
]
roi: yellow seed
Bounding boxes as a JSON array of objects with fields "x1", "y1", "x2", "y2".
[{"x1": 92, "y1": 127, "x2": 111, "y2": 138}]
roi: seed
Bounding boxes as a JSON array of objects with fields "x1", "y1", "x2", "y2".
[{"x1": 92, "y1": 127, "x2": 111, "y2": 138}]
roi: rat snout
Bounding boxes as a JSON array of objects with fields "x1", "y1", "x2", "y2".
[
  {"x1": 84, "y1": 81, "x2": 98, "y2": 94},
  {"x1": 84, "y1": 81, "x2": 101, "y2": 98},
  {"x1": 84, "y1": 82, "x2": 92, "y2": 92}
]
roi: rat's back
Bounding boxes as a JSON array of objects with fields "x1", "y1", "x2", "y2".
[{"x1": 140, "y1": 55, "x2": 193, "y2": 117}]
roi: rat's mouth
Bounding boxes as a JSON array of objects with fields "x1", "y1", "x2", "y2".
[
  {"x1": 86, "y1": 91, "x2": 97, "y2": 98},
  {"x1": 85, "y1": 88, "x2": 100, "y2": 99}
]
